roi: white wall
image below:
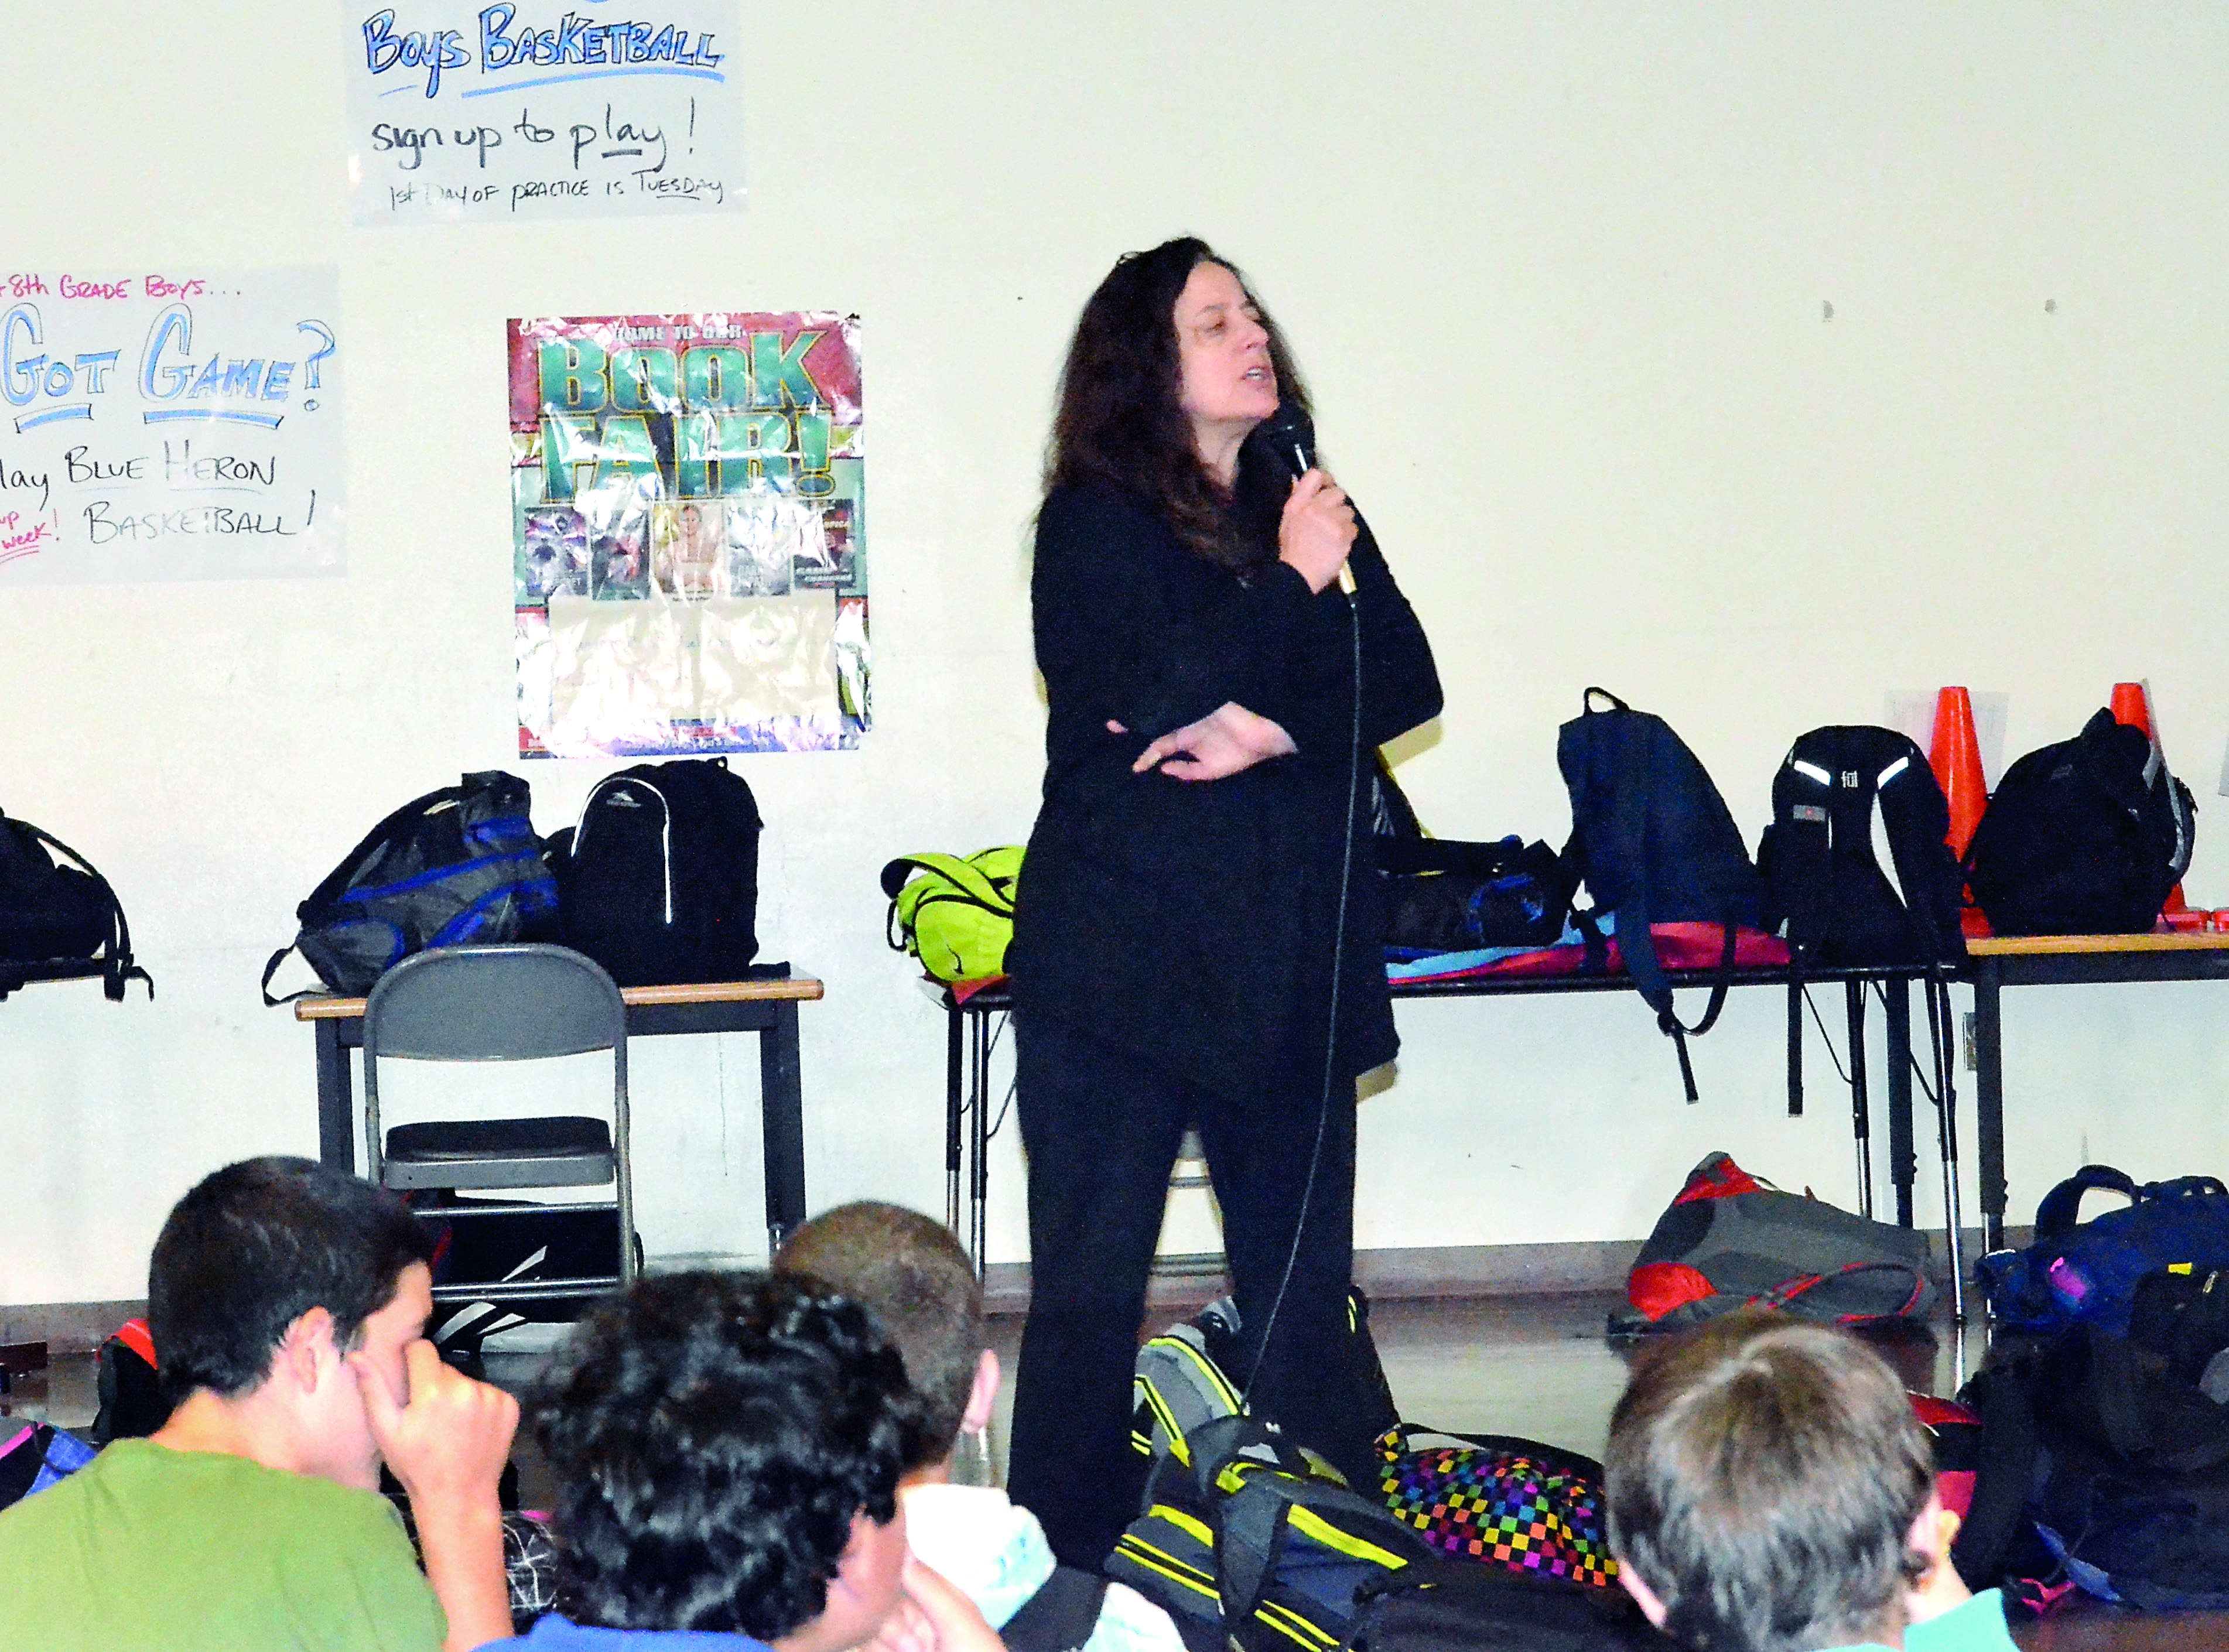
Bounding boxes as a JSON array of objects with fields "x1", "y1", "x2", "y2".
[{"x1": 7, "y1": 3, "x2": 2229, "y2": 1305}]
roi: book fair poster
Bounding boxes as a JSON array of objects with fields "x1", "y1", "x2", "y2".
[
  {"x1": 510, "y1": 312, "x2": 868, "y2": 758},
  {"x1": 346, "y1": 1, "x2": 743, "y2": 226},
  {"x1": 0, "y1": 265, "x2": 345, "y2": 586}
]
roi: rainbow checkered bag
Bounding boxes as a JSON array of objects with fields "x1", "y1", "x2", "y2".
[{"x1": 1378, "y1": 1424, "x2": 1619, "y2": 1590}]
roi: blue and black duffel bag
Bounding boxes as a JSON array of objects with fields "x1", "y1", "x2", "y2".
[
  {"x1": 1978, "y1": 1165, "x2": 2229, "y2": 1335},
  {"x1": 262, "y1": 771, "x2": 558, "y2": 1001}
]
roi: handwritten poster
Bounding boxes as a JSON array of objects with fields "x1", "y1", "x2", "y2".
[
  {"x1": 347, "y1": 1, "x2": 743, "y2": 225},
  {"x1": 0, "y1": 266, "x2": 344, "y2": 586},
  {"x1": 510, "y1": 312, "x2": 867, "y2": 756}
]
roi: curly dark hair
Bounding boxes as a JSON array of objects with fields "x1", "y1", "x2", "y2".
[
  {"x1": 1046, "y1": 235, "x2": 1310, "y2": 571},
  {"x1": 532, "y1": 1271, "x2": 931, "y2": 1637},
  {"x1": 148, "y1": 1156, "x2": 433, "y2": 1405}
]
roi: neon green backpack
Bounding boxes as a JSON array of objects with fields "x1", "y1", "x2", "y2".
[{"x1": 881, "y1": 848, "x2": 1024, "y2": 983}]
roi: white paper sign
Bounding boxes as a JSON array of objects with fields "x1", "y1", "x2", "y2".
[
  {"x1": 346, "y1": 1, "x2": 743, "y2": 225},
  {"x1": 0, "y1": 266, "x2": 344, "y2": 586}
]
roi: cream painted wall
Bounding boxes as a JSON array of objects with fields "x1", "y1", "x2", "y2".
[{"x1": 6, "y1": 4, "x2": 2229, "y2": 1305}]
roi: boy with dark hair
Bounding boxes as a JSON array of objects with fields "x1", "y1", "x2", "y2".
[
  {"x1": 775, "y1": 1201, "x2": 1182, "y2": 1652},
  {"x1": 0, "y1": 1155, "x2": 518, "y2": 1652},
  {"x1": 517, "y1": 1269, "x2": 1001, "y2": 1651},
  {"x1": 1603, "y1": 1314, "x2": 2013, "y2": 1652}
]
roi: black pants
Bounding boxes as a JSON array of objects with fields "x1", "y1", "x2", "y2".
[{"x1": 1006, "y1": 1017, "x2": 1375, "y2": 1569}]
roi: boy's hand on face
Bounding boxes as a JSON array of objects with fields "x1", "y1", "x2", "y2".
[
  {"x1": 351, "y1": 1340, "x2": 518, "y2": 1652},
  {"x1": 863, "y1": 1557, "x2": 1005, "y2": 1652},
  {"x1": 348, "y1": 1338, "x2": 518, "y2": 1508}
]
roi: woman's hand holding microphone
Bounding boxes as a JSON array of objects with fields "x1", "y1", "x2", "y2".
[{"x1": 1278, "y1": 469, "x2": 1357, "y2": 594}]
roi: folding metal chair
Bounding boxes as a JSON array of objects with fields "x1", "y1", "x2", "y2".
[{"x1": 363, "y1": 944, "x2": 636, "y2": 1315}]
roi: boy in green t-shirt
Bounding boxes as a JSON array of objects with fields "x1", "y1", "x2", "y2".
[{"x1": 0, "y1": 1156, "x2": 518, "y2": 1652}]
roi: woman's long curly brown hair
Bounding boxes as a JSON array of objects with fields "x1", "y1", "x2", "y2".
[{"x1": 1045, "y1": 237, "x2": 1310, "y2": 572}]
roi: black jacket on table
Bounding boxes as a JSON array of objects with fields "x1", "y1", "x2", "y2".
[{"x1": 1009, "y1": 464, "x2": 1442, "y2": 1103}]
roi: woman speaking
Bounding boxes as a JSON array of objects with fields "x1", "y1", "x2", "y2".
[{"x1": 1005, "y1": 237, "x2": 1442, "y2": 1566}]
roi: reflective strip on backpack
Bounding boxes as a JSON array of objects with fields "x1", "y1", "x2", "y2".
[
  {"x1": 1153, "y1": 1504, "x2": 1215, "y2": 1548},
  {"x1": 1870, "y1": 792, "x2": 1908, "y2": 913},
  {"x1": 1792, "y1": 760, "x2": 1833, "y2": 786},
  {"x1": 1156, "y1": 1332, "x2": 1244, "y2": 1412},
  {"x1": 1252, "y1": 1598, "x2": 1339, "y2": 1650},
  {"x1": 1113, "y1": 1533, "x2": 1219, "y2": 1604},
  {"x1": 1134, "y1": 1379, "x2": 1193, "y2": 1468},
  {"x1": 1283, "y1": 1504, "x2": 1412, "y2": 1571}
]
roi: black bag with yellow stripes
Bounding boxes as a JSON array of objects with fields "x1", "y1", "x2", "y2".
[
  {"x1": 1109, "y1": 1412, "x2": 1435, "y2": 1652},
  {"x1": 1114, "y1": 1299, "x2": 1662, "y2": 1651},
  {"x1": 1110, "y1": 1415, "x2": 1660, "y2": 1652}
]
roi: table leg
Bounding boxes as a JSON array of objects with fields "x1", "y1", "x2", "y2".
[
  {"x1": 1927, "y1": 976, "x2": 1968, "y2": 1322},
  {"x1": 1972, "y1": 959, "x2": 2007, "y2": 1252},
  {"x1": 1786, "y1": 982, "x2": 1803, "y2": 1116},
  {"x1": 1845, "y1": 980, "x2": 1872, "y2": 1219},
  {"x1": 1886, "y1": 977, "x2": 1915, "y2": 1228},
  {"x1": 316, "y1": 1019, "x2": 355, "y2": 1172},
  {"x1": 968, "y1": 1008, "x2": 993, "y2": 1275},
  {"x1": 946, "y1": 1001, "x2": 964, "y2": 1237},
  {"x1": 759, "y1": 1002, "x2": 808, "y2": 1253}
]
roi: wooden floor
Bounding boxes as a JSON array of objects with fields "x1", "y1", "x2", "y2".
[{"x1": 11, "y1": 1290, "x2": 2229, "y2": 1650}]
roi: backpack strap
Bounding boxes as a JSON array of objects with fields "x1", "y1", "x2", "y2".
[
  {"x1": 1379, "y1": 1425, "x2": 1606, "y2": 1482},
  {"x1": 997, "y1": 1565, "x2": 1110, "y2": 1652},
  {"x1": 1654, "y1": 918, "x2": 1740, "y2": 1105},
  {"x1": 2034, "y1": 1166, "x2": 2141, "y2": 1240},
  {"x1": 261, "y1": 945, "x2": 317, "y2": 1007},
  {"x1": 879, "y1": 853, "x2": 1013, "y2": 911},
  {"x1": 1581, "y1": 685, "x2": 1630, "y2": 714},
  {"x1": 1950, "y1": 1362, "x2": 2042, "y2": 1590},
  {"x1": 1749, "y1": 1260, "x2": 1931, "y2": 1319},
  {"x1": 19, "y1": 822, "x2": 153, "y2": 1002}
]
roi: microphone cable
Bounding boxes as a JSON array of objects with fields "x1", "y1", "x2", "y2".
[{"x1": 1239, "y1": 557, "x2": 1365, "y2": 1411}]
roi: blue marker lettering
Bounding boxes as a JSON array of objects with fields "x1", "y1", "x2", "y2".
[
  {"x1": 2, "y1": 305, "x2": 45, "y2": 407},
  {"x1": 141, "y1": 305, "x2": 194, "y2": 400}
]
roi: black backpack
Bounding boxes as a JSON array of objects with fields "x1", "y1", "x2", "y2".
[
  {"x1": 1758, "y1": 726, "x2": 1966, "y2": 970},
  {"x1": 1955, "y1": 1323, "x2": 2229, "y2": 1610},
  {"x1": 90, "y1": 1319, "x2": 172, "y2": 1447},
  {"x1": 0, "y1": 809, "x2": 152, "y2": 1001},
  {"x1": 262, "y1": 772, "x2": 558, "y2": 1001},
  {"x1": 1347, "y1": 1563, "x2": 1673, "y2": 1652},
  {"x1": 1965, "y1": 709, "x2": 2196, "y2": 936},
  {"x1": 1556, "y1": 689, "x2": 1762, "y2": 1100},
  {"x1": 548, "y1": 758, "x2": 761, "y2": 986}
]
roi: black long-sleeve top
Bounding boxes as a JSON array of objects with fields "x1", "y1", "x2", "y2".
[{"x1": 1008, "y1": 463, "x2": 1442, "y2": 1102}]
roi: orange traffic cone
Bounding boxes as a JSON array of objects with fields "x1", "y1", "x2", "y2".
[
  {"x1": 2111, "y1": 680, "x2": 2196, "y2": 924},
  {"x1": 1930, "y1": 687, "x2": 1993, "y2": 938},
  {"x1": 2110, "y1": 680, "x2": 2152, "y2": 737}
]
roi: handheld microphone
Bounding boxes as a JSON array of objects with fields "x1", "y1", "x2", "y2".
[{"x1": 1259, "y1": 403, "x2": 1356, "y2": 595}]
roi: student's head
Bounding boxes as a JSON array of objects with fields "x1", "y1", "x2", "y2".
[
  {"x1": 147, "y1": 1156, "x2": 436, "y2": 1489},
  {"x1": 774, "y1": 1200, "x2": 992, "y2": 1468},
  {"x1": 1603, "y1": 1314, "x2": 1936, "y2": 1652},
  {"x1": 533, "y1": 1271, "x2": 931, "y2": 1648},
  {"x1": 149, "y1": 1156, "x2": 433, "y2": 1407}
]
